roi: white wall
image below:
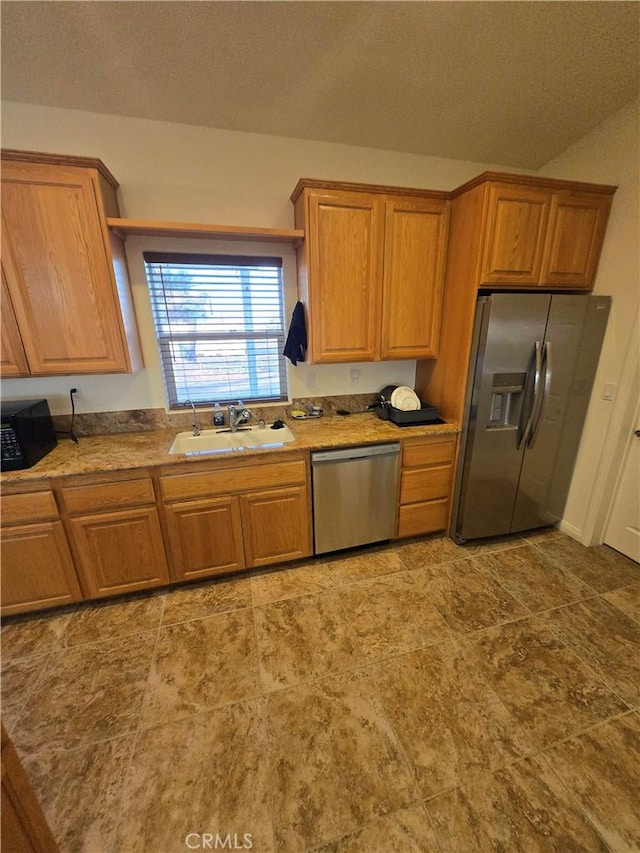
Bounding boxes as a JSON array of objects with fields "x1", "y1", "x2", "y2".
[
  {"x1": 1, "y1": 100, "x2": 501, "y2": 415},
  {"x1": 537, "y1": 100, "x2": 640, "y2": 543}
]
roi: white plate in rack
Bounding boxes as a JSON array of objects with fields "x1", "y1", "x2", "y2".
[{"x1": 390, "y1": 386, "x2": 420, "y2": 411}]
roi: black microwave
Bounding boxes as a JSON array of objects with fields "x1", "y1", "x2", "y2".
[{"x1": 1, "y1": 399, "x2": 57, "y2": 471}]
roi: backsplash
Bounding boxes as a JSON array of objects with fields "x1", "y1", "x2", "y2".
[{"x1": 51, "y1": 395, "x2": 380, "y2": 437}]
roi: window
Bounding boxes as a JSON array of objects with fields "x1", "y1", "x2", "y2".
[{"x1": 144, "y1": 252, "x2": 287, "y2": 408}]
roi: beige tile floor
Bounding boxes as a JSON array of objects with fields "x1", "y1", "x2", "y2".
[{"x1": 2, "y1": 530, "x2": 639, "y2": 852}]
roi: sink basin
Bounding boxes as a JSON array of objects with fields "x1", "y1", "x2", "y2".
[{"x1": 168, "y1": 424, "x2": 296, "y2": 455}]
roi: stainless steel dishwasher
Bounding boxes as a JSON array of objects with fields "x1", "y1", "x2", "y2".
[{"x1": 311, "y1": 443, "x2": 401, "y2": 554}]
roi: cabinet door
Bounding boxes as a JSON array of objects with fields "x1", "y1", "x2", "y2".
[
  {"x1": 240, "y1": 485, "x2": 311, "y2": 567},
  {"x1": 307, "y1": 190, "x2": 385, "y2": 362},
  {"x1": 480, "y1": 183, "x2": 550, "y2": 285},
  {"x1": 1, "y1": 268, "x2": 28, "y2": 377},
  {"x1": 539, "y1": 190, "x2": 612, "y2": 288},
  {"x1": 164, "y1": 497, "x2": 245, "y2": 581},
  {"x1": 381, "y1": 196, "x2": 449, "y2": 359},
  {"x1": 1, "y1": 160, "x2": 130, "y2": 374},
  {"x1": 69, "y1": 507, "x2": 170, "y2": 597},
  {"x1": 1, "y1": 725, "x2": 60, "y2": 853},
  {"x1": 1, "y1": 521, "x2": 82, "y2": 615}
]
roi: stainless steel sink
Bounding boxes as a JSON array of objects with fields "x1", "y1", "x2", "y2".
[{"x1": 168, "y1": 424, "x2": 296, "y2": 455}]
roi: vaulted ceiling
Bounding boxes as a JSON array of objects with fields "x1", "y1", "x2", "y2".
[{"x1": 2, "y1": 1, "x2": 638, "y2": 169}]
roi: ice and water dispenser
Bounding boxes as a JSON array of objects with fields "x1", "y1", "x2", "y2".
[{"x1": 487, "y1": 372, "x2": 526, "y2": 429}]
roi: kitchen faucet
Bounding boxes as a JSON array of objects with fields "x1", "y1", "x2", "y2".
[
  {"x1": 183, "y1": 400, "x2": 200, "y2": 436},
  {"x1": 227, "y1": 402, "x2": 253, "y2": 432}
]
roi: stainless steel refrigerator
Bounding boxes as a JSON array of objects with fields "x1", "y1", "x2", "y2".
[{"x1": 452, "y1": 293, "x2": 611, "y2": 543}]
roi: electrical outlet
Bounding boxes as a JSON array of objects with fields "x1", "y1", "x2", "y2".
[
  {"x1": 307, "y1": 370, "x2": 316, "y2": 389},
  {"x1": 70, "y1": 387, "x2": 79, "y2": 397},
  {"x1": 350, "y1": 368, "x2": 360, "y2": 384}
]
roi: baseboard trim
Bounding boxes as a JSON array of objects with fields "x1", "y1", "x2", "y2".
[{"x1": 558, "y1": 520, "x2": 583, "y2": 542}]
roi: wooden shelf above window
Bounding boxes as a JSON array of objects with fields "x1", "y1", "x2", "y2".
[{"x1": 106, "y1": 217, "x2": 304, "y2": 244}]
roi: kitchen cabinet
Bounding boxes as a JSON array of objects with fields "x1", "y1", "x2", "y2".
[
  {"x1": 479, "y1": 179, "x2": 613, "y2": 289},
  {"x1": 0, "y1": 150, "x2": 142, "y2": 376},
  {"x1": 291, "y1": 180, "x2": 449, "y2": 363},
  {"x1": 1, "y1": 427, "x2": 464, "y2": 616},
  {"x1": 0, "y1": 489, "x2": 82, "y2": 615},
  {"x1": 159, "y1": 454, "x2": 312, "y2": 579},
  {"x1": 397, "y1": 435, "x2": 456, "y2": 539},
  {"x1": 2, "y1": 724, "x2": 59, "y2": 853},
  {"x1": 539, "y1": 190, "x2": 613, "y2": 288},
  {"x1": 241, "y1": 485, "x2": 310, "y2": 566},
  {"x1": 59, "y1": 476, "x2": 170, "y2": 598},
  {"x1": 1, "y1": 270, "x2": 29, "y2": 377},
  {"x1": 416, "y1": 172, "x2": 616, "y2": 428},
  {"x1": 163, "y1": 497, "x2": 245, "y2": 581},
  {"x1": 479, "y1": 183, "x2": 550, "y2": 285}
]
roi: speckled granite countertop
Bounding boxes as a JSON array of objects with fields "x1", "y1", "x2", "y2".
[{"x1": 0, "y1": 413, "x2": 459, "y2": 485}]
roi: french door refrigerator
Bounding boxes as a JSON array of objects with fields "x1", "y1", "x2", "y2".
[{"x1": 452, "y1": 293, "x2": 611, "y2": 543}]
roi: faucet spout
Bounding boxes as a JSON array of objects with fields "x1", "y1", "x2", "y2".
[
  {"x1": 228, "y1": 402, "x2": 253, "y2": 432},
  {"x1": 183, "y1": 400, "x2": 200, "y2": 436}
]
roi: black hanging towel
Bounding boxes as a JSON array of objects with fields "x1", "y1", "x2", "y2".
[{"x1": 283, "y1": 301, "x2": 307, "y2": 365}]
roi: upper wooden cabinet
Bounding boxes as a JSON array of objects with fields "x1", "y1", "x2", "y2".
[
  {"x1": 301, "y1": 187, "x2": 384, "y2": 363},
  {"x1": 480, "y1": 183, "x2": 550, "y2": 285},
  {"x1": 1, "y1": 150, "x2": 142, "y2": 376},
  {"x1": 1, "y1": 269, "x2": 29, "y2": 377},
  {"x1": 291, "y1": 180, "x2": 449, "y2": 363},
  {"x1": 416, "y1": 172, "x2": 616, "y2": 426},
  {"x1": 539, "y1": 190, "x2": 613, "y2": 288},
  {"x1": 476, "y1": 176, "x2": 614, "y2": 289}
]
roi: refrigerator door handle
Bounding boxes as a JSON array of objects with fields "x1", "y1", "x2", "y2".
[
  {"x1": 518, "y1": 340, "x2": 542, "y2": 449},
  {"x1": 528, "y1": 341, "x2": 552, "y2": 448}
]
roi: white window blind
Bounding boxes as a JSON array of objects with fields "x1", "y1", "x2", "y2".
[{"x1": 144, "y1": 252, "x2": 288, "y2": 408}]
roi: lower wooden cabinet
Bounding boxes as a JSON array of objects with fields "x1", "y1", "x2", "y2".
[
  {"x1": 164, "y1": 497, "x2": 245, "y2": 581},
  {"x1": 59, "y1": 475, "x2": 170, "y2": 598},
  {"x1": 2, "y1": 436, "x2": 460, "y2": 615},
  {"x1": 0, "y1": 489, "x2": 82, "y2": 615},
  {"x1": 241, "y1": 485, "x2": 311, "y2": 567},
  {"x1": 2, "y1": 724, "x2": 59, "y2": 852},
  {"x1": 1, "y1": 521, "x2": 82, "y2": 615},
  {"x1": 397, "y1": 436, "x2": 456, "y2": 539},
  {"x1": 160, "y1": 454, "x2": 312, "y2": 580},
  {"x1": 68, "y1": 507, "x2": 169, "y2": 598}
]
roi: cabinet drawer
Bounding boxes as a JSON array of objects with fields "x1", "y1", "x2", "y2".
[
  {"x1": 400, "y1": 465, "x2": 452, "y2": 505},
  {"x1": 160, "y1": 460, "x2": 306, "y2": 502},
  {"x1": 398, "y1": 499, "x2": 449, "y2": 539},
  {"x1": 1, "y1": 490, "x2": 58, "y2": 525},
  {"x1": 402, "y1": 438, "x2": 455, "y2": 469},
  {"x1": 61, "y1": 478, "x2": 156, "y2": 515}
]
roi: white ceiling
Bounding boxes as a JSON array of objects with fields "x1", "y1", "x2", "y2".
[{"x1": 2, "y1": 1, "x2": 638, "y2": 169}]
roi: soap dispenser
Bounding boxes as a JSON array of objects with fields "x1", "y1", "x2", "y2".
[{"x1": 213, "y1": 403, "x2": 224, "y2": 427}]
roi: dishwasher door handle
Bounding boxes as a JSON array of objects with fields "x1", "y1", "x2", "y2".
[{"x1": 311, "y1": 443, "x2": 401, "y2": 465}]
